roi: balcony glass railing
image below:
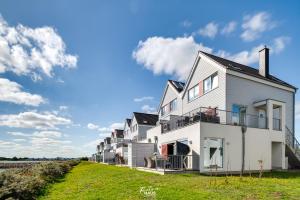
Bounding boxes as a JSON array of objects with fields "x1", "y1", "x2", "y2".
[{"x1": 161, "y1": 107, "x2": 280, "y2": 133}]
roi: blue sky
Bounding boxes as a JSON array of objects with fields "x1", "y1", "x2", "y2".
[{"x1": 0, "y1": 0, "x2": 300, "y2": 157}]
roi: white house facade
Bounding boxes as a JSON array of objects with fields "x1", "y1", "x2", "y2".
[{"x1": 146, "y1": 47, "x2": 299, "y2": 173}]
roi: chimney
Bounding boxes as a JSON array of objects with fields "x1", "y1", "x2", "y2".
[{"x1": 259, "y1": 46, "x2": 269, "y2": 77}]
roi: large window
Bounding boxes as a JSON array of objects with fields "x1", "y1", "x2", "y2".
[
  {"x1": 161, "y1": 98, "x2": 177, "y2": 116},
  {"x1": 169, "y1": 98, "x2": 177, "y2": 112},
  {"x1": 131, "y1": 124, "x2": 137, "y2": 132},
  {"x1": 161, "y1": 105, "x2": 168, "y2": 116},
  {"x1": 204, "y1": 73, "x2": 218, "y2": 94},
  {"x1": 188, "y1": 84, "x2": 200, "y2": 101}
]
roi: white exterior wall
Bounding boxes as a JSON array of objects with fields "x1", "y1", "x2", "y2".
[
  {"x1": 147, "y1": 123, "x2": 200, "y2": 156},
  {"x1": 116, "y1": 146, "x2": 128, "y2": 157},
  {"x1": 103, "y1": 152, "x2": 115, "y2": 163},
  {"x1": 130, "y1": 116, "x2": 138, "y2": 140},
  {"x1": 123, "y1": 121, "x2": 131, "y2": 140},
  {"x1": 127, "y1": 143, "x2": 155, "y2": 167},
  {"x1": 138, "y1": 125, "x2": 154, "y2": 141},
  {"x1": 226, "y1": 74, "x2": 294, "y2": 132},
  {"x1": 182, "y1": 57, "x2": 226, "y2": 114},
  {"x1": 159, "y1": 85, "x2": 182, "y2": 120},
  {"x1": 200, "y1": 122, "x2": 286, "y2": 172}
]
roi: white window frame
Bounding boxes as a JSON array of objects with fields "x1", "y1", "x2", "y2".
[
  {"x1": 169, "y1": 98, "x2": 177, "y2": 112},
  {"x1": 204, "y1": 73, "x2": 218, "y2": 94},
  {"x1": 188, "y1": 84, "x2": 200, "y2": 102}
]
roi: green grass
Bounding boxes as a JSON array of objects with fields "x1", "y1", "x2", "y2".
[{"x1": 39, "y1": 161, "x2": 300, "y2": 200}]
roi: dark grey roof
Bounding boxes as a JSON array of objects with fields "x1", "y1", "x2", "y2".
[
  {"x1": 126, "y1": 118, "x2": 132, "y2": 127},
  {"x1": 200, "y1": 51, "x2": 297, "y2": 90},
  {"x1": 168, "y1": 80, "x2": 186, "y2": 93},
  {"x1": 133, "y1": 112, "x2": 158, "y2": 126},
  {"x1": 111, "y1": 129, "x2": 124, "y2": 138}
]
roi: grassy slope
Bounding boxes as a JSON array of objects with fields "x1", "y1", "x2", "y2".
[{"x1": 40, "y1": 162, "x2": 300, "y2": 200}]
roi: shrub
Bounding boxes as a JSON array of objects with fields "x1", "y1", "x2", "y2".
[{"x1": 0, "y1": 160, "x2": 79, "y2": 200}]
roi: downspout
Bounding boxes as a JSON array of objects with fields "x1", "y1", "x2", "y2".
[
  {"x1": 241, "y1": 125, "x2": 247, "y2": 174},
  {"x1": 293, "y1": 92, "x2": 296, "y2": 148}
]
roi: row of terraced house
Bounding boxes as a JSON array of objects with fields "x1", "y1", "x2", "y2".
[{"x1": 91, "y1": 47, "x2": 300, "y2": 174}]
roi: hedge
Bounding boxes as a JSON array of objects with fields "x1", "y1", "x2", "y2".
[{"x1": 0, "y1": 160, "x2": 79, "y2": 200}]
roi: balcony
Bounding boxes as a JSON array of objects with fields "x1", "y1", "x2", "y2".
[{"x1": 161, "y1": 107, "x2": 281, "y2": 134}]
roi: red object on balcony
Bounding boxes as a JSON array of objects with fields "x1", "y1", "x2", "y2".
[{"x1": 161, "y1": 144, "x2": 168, "y2": 159}]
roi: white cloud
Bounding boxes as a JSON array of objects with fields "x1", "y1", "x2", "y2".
[
  {"x1": 87, "y1": 122, "x2": 123, "y2": 134},
  {"x1": 272, "y1": 36, "x2": 290, "y2": 54},
  {"x1": 132, "y1": 36, "x2": 212, "y2": 80},
  {"x1": 198, "y1": 22, "x2": 218, "y2": 39},
  {"x1": 133, "y1": 33, "x2": 290, "y2": 80},
  {"x1": 87, "y1": 123, "x2": 100, "y2": 130},
  {"x1": 7, "y1": 131, "x2": 31, "y2": 137},
  {"x1": 133, "y1": 96, "x2": 154, "y2": 102},
  {"x1": 12, "y1": 138, "x2": 26, "y2": 142},
  {"x1": 181, "y1": 20, "x2": 192, "y2": 28},
  {"x1": 0, "y1": 15, "x2": 77, "y2": 78},
  {"x1": 30, "y1": 137, "x2": 71, "y2": 146},
  {"x1": 0, "y1": 111, "x2": 71, "y2": 130},
  {"x1": 241, "y1": 11, "x2": 277, "y2": 42},
  {"x1": 0, "y1": 78, "x2": 45, "y2": 106},
  {"x1": 225, "y1": 44, "x2": 264, "y2": 65},
  {"x1": 59, "y1": 105, "x2": 68, "y2": 111},
  {"x1": 83, "y1": 139, "x2": 102, "y2": 148},
  {"x1": 141, "y1": 105, "x2": 156, "y2": 114},
  {"x1": 32, "y1": 130, "x2": 62, "y2": 138},
  {"x1": 221, "y1": 21, "x2": 237, "y2": 35},
  {"x1": 109, "y1": 122, "x2": 123, "y2": 130},
  {"x1": 218, "y1": 37, "x2": 290, "y2": 66}
]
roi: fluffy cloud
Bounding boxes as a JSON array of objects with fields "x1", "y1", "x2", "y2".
[
  {"x1": 221, "y1": 21, "x2": 237, "y2": 35},
  {"x1": 132, "y1": 36, "x2": 212, "y2": 80},
  {"x1": 198, "y1": 22, "x2": 218, "y2": 39},
  {"x1": 241, "y1": 12, "x2": 277, "y2": 42},
  {"x1": 0, "y1": 137, "x2": 81, "y2": 158},
  {"x1": 32, "y1": 131, "x2": 62, "y2": 138},
  {"x1": 0, "y1": 15, "x2": 77, "y2": 79},
  {"x1": 0, "y1": 78, "x2": 45, "y2": 106},
  {"x1": 87, "y1": 122, "x2": 123, "y2": 134},
  {"x1": 0, "y1": 111, "x2": 71, "y2": 130},
  {"x1": 141, "y1": 105, "x2": 156, "y2": 114},
  {"x1": 133, "y1": 96, "x2": 154, "y2": 102},
  {"x1": 272, "y1": 36, "x2": 291, "y2": 54},
  {"x1": 13, "y1": 138, "x2": 26, "y2": 142},
  {"x1": 87, "y1": 123, "x2": 100, "y2": 130},
  {"x1": 133, "y1": 34, "x2": 290, "y2": 79},
  {"x1": 218, "y1": 37, "x2": 290, "y2": 66},
  {"x1": 7, "y1": 131, "x2": 30, "y2": 137}
]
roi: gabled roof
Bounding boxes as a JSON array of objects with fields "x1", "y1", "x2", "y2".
[
  {"x1": 168, "y1": 80, "x2": 185, "y2": 93},
  {"x1": 200, "y1": 51, "x2": 297, "y2": 90},
  {"x1": 126, "y1": 118, "x2": 132, "y2": 127},
  {"x1": 133, "y1": 112, "x2": 158, "y2": 126},
  {"x1": 158, "y1": 80, "x2": 185, "y2": 110},
  {"x1": 111, "y1": 129, "x2": 124, "y2": 138}
]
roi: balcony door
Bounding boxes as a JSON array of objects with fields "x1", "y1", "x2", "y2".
[
  {"x1": 232, "y1": 104, "x2": 246, "y2": 126},
  {"x1": 258, "y1": 109, "x2": 267, "y2": 129}
]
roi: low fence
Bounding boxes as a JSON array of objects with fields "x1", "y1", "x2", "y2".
[{"x1": 154, "y1": 155, "x2": 199, "y2": 171}]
